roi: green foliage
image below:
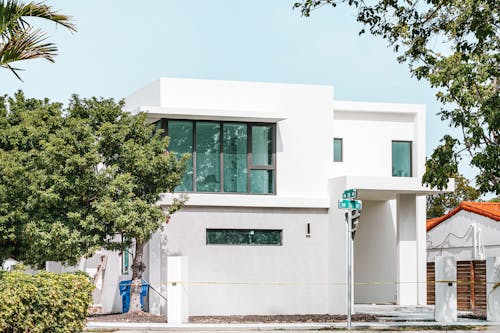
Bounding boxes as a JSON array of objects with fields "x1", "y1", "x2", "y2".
[
  {"x1": 0, "y1": 91, "x2": 188, "y2": 268},
  {"x1": 0, "y1": 271, "x2": 93, "y2": 333},
  {"x1": 294, "y1": 0, "x2": 499, "y2": 195},
  {"x1": 426, "y1": 174, "x2": 480, "y2": 218},
  {"x1": 0, "y1": 0, "x2": 76, "y2": 80}
]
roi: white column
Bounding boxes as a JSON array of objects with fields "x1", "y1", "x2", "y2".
[
  {"x1": 435, "y1": 256, "x2": 457, "y2": 322},
  {"x1": 148, "y1": 232, "x2": 163, "y2": 315},
  {"x1": 167, "y1": 256, "x2": 189, "y2": 323},
  {"x1": 397, "y1": 194, "x2": 418, "y2": 305},
  {"x1": 416, "y1": 195, "x2": 427, "y2": 305},
  {"x1": 487, "y1": 257, "x2": 500, "y2": 322}
]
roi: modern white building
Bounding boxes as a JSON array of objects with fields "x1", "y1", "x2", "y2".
[{"x1": 75, "y1": 78, "x2": 452, "y2": 315}]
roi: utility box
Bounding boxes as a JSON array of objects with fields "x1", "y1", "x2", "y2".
[
  {"x1": 167, "y1": 256, "x2": 188, "y2": 323},
  {"x1": 435, "y1": 256, "x2": 457, "y2": 322}
]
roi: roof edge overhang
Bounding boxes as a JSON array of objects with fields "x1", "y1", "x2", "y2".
[
  {"x1": 330, "y1": 175, "x2": 455, "y2": 201},
  {"x1": 133, "y1": 106, "x2": 287, "y2": 123}
]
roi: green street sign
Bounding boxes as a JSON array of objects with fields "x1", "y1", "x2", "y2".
[
  {"x1": 343, "y1": 189, "x2": 357, "y2": 199},
  {"x1": 351, "y1": 200, "x2": 362, "y2": 210},
  {"x1": 338, "y1": 199, "x2": 351, "y2": 209},
  {"x1": 338, "y1": 199, "x2": 362, "y2": 210}
]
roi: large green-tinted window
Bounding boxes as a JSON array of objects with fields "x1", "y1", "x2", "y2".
[
  {"x1": 206, "y1": 229, "x2": 282, "y2": 245},
  {"x1": 392, "y1": 141, "x2": 412, "y2": 177},
  {"x1": 196, "y1": 122, "x2": 221, "y2": 192},
  {"x1": 168, "y1": 121, "x2": 193, "y2": 191},
  {"x1": 223, "y1": 123, "x2": 248, "y2": 192},
  {"x1": 252, "y1": 125, "x2": 273, "y2": 166},
  {"x1": 166, "y1": 120, "x2": 275, "y2": 194},
  {"x1": 333, "y1": 138, "x2": 342, "y2": 162}
]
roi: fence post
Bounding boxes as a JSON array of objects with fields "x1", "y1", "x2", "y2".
[
  {"x1": 487, "y1": 257, "x2": 500, "y2": 322},
  {"x1": 167, "y1": 256, "x2": 189, "y2": 323},
  {"x1": 435, "y1": 256, "x2": 457, "y2": 322}
]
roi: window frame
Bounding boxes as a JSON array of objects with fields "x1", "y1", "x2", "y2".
[
  {"x1": 162, "y1": 119, "x2": 276, "y2": 195},
  {"x1": 391, "y1": 140, "x2": 413, "y2": 177},
  {"x1": 333, "y1": 138, "x2": 343, "y2": 162},
  {"x1": 206, "y1": 228, "x2": 283, "y2": 246}
]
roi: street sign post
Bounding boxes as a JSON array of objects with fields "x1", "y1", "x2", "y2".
[{"x1": 338, "y1": 189, "x2": 362, "y2": 330}]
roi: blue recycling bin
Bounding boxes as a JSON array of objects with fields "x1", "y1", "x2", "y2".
[{"x1": 119, "y1": 280, "x2": 149, "y2": 313}]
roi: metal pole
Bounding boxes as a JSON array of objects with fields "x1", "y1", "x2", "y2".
[{"x1": 347, "y1": 209, "x2": 352, "y2": 330}]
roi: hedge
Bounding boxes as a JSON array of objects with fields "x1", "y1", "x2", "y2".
[{"x1": 0, "y1": 270, "x2": 94, "y2": 333}]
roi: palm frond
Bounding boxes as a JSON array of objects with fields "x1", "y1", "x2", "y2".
[
  {"x1": 0, "y1": 26, "x2": 57, "y2": 78},
  {"x1": 0, "y1": 0, "x2": 76, "y2": 37}
]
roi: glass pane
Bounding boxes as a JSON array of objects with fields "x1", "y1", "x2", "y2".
[
  {"x1": 206, "y1": 229, "x2": 282, "y2": 245},
  {"x1": 251, "y1": 125, "x2": 273, "y2": 166},
  {"x1": 333, "y1": 138, "x2": 342, "y2": 162},
  {"x1": 250, "y1": 170, "x2": 274, "y2": 194},
  {"x1": 392, "y1": 141, "x2": 412, "y2": 177},
  {"x1": 252, "y1": 230, "x2": 282, "y2": 245},
  {"x1": 168, "y1": 120, "x2": 193, "y2": 191},
  {"x1": 223, "y1": 123, "x2": 248, "y2": 192},
  {"x1": 196, "y1": 122, "x2": 221, "y2": 192}
]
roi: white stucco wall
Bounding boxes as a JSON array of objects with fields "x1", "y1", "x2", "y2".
[
  {"x1": 427, "y1": 210, "x2": 500, "y2": 262},
  {"x1": 331, "y1": 101, "x2": 425, "y2": 179},
  {"x1": 354, "y1": 200, "x2": 397, "y2": 304},
  {"x1": 161, "y1": 206, "x2": 330, "y2": 315}
]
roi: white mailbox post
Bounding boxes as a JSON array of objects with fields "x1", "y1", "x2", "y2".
[
  {"x1": 435, "y1": 256, "x2": 457, "y2": 323},
  {"x1": 167, "y1": 256, "x2": 189, "y2": 323}
]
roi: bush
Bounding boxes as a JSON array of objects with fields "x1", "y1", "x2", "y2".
[{"x1": 0, "y1": 270, "x2": 94, "y2": 333}]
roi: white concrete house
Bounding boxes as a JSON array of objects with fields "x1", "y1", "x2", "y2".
[
  {"x1": 426, "y1": 202, "x2": 500, "y2": 311},
  {"x1": 427, "y1": 202, "x2": 500, "y2": 262},
  {"x1": 78, "y1": 78, "x2": 451, "y2": 315}
]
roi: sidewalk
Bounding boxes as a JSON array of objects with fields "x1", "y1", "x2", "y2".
[
  {"x1": 85, "y1": 320, "x2": 500, "y2": 332},
  {"x1": 85, "y1": 305, "x2": 499, "y2": 332}
]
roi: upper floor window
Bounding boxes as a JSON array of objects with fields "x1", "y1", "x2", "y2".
[
  {"x1": 160, "y1": 119, "x2": 276, "y2": 194},
  {"x1": 333, "y1": 138, "x2": 343, "y2": 162},
  {"x1": 392, "y1": 141, "x2": 412, "y2": 177}
]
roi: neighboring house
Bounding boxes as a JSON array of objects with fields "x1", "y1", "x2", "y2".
[
  {"x1": 63, "y1": 78, "x2": 451, "y2": 315},
  {"x1": 426, "y1": 202, "x2": 500, "y2": 312}
]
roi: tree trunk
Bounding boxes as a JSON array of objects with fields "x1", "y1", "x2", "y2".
[{"x1": 128, "y1": 240, "x2": 146, "y2": 313}]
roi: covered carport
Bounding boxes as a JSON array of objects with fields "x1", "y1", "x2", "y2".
[{"x1": 327, "y1": 176, "x2": 453, "y2": 312}]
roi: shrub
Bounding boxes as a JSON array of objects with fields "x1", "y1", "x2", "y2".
[{"x1": 0, "y1": 270, "x2": 94, "y2": 333}]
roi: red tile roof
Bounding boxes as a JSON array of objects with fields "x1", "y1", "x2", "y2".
[{"x1": 426, "y1": 201, "x2": 500, "y2": 231}]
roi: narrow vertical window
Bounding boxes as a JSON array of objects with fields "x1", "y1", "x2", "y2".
[
  {"x1": 168, "y1": 120, "x2": 194, "y2": 191},
  {"x1": 196, "y1": 122, "x2": 221, "y2": 192},
  {"x1": 223, "y1": 123, "x2": 248, "y2": 192},
  {"x1": 251, "y1": 125, "x2": 273, "y2": 166},
  {"x1": 333, "y1": 138, "x2": 343, "y2": 162},
  {"x1": 249, "y1": 124, "x2": 275, "y2": 194},
  {"x1": 392, "y1": 141, "x2": 412, "y2": 177}
]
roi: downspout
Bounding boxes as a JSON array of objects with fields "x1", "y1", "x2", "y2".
[{"x1": 472, "y1": 223, "x2": 478, "y2": 259}]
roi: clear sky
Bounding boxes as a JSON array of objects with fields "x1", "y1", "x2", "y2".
[{"x1": 3, "y1": 0, "x2": 470, "y2": 179}]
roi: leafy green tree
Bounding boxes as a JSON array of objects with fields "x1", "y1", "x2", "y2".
[
  {"x1": 0, "y1": 0, "x2": 76, "y2": 80},
  {"x1": 0, "y1": 92, "x2": 187, "y2": 313},
  {"x1": 295, "y1": 0, "x2": 499, "y2": 195},
  {"x1": 426, "y1": 174, "x2": 480, "y2": 218}
]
